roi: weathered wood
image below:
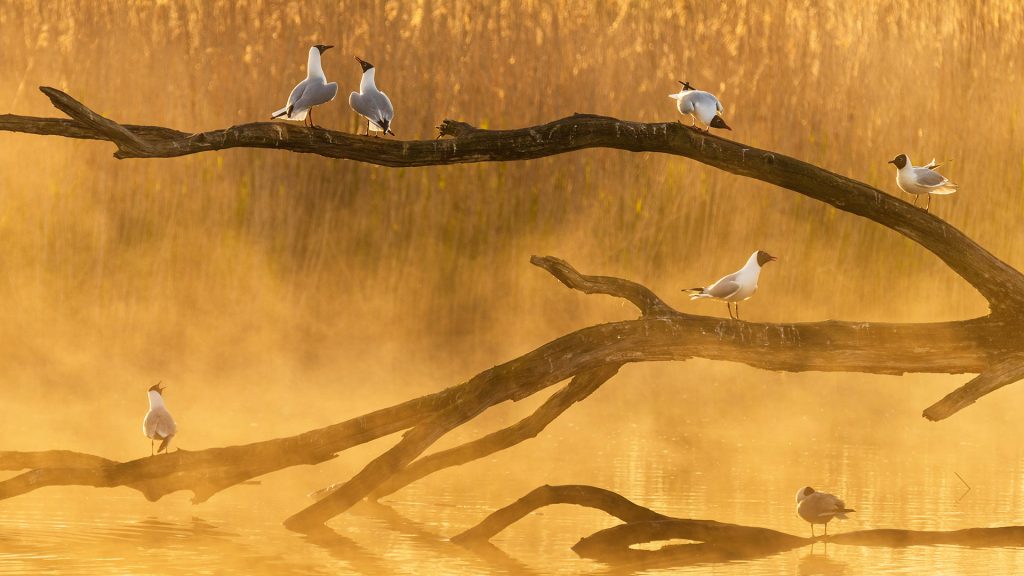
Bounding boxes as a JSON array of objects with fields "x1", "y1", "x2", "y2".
[
  {"x1": 5, "y1": 87, "x2": 1024, "y2": 313},
  {"x1": 456, "y1": 484, "x2": 1024, "y2": 568},
  {"x1": 452, "y1": 484, "x2": 669, "y2": 544},
  {"x1": 284, "y1": 392, "x2": 497, "y2": 530},
  {"x1": 0, "y1": 387, "x2": 470, "y2": 502},
  {"x1": 5, "y1": 86, "x2": 1024, "y2": 528},
  {"x1": 530, "y1": 256, "x2": 675, "y2": 317},
  {"x1": 0, "y1": 256, "x2": 1021, "y2": 523},
  {"x1": 364, "y1": 365, "x2": 621, "y2": 501},
  {"x1": 922, "y1": 353, "x2": 1024, "y2": 421}
]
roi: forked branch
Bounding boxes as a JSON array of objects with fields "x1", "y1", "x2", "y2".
[{"x1": 4, "y1": 86, "x2": 1024, "y2": 529}]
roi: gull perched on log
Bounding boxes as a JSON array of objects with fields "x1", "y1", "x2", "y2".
[
  {"x1": 143, "y1": 382, "x2": 176, "y2": 455},
  {"x1": 271, "y1": 44, "x2": 338, "y2": 129},
  {"x1": 349, "y1": 57, "x2": 395, "y2": 136},
  {"x1": 888, "y1": 153, "x2": 958, "y2": 212},
  {"x1": 796, "y1": 486, "x2": 855, "y2": 537},
  {"x1": 684, "y1": 250, "x2": 776, "y2": 320},
  {"x1": 669, "y1": 80, "x2": 731, "y2": 132}
]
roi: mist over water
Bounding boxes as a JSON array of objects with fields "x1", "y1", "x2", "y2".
[{"x1": 2, "y1": 1, "x2": 1024, "y2": 573}]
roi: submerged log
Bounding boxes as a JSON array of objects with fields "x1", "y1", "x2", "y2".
[{"x1": 454, "y1": 484, "x2": 1024, "y2": 567}]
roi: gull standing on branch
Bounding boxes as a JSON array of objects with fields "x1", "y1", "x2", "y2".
[
  {"x1": 271, "y1": 44, "x2": 338, "y2": 129},
  {"x1": 143, "y1": 382, "x2": 177, "y2": 456},
  {"x1": 349, "y1": 57, "x2": 395, "y2": 136},
  {"x1": 669, "y1": 80, "x2": 731, "y2": 132},
  {"x1": 684, "y1": 250, "x2": 776, "y2": 320},
  {"x1": 796, "y1": 486, "x2": 855, "y2": 537},
  {"x1": 888, "y1": 153, "x2": 958, "y2": 212}
]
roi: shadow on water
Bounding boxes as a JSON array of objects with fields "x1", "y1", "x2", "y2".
[
  {"x1": 585, "y1": 542, "x2": 798, "y2": 575},
  {"x1": 0, "y1": 513, "x2": 334, "y2": 576},
  {"x1": 351, "y1": 500, "x2": 541, "y2": 575},
  {"x1": 299, "y1": 525, "x2": 391, "y2": 576},
  {"x1": 798, "y1": 544, "x2": 848, "y2": 576}
]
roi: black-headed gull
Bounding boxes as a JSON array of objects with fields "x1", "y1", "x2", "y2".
[
  {"x1": 271, "y1": 45, "x2": 339, "y2": 129},
  {"x1": 669, "y1": 80, "x2": 731, "y2": 132},
  {"x1": 888, "y1": 153, "x2": 958, "y2": 212},
  {"x1": 684, "y1": 250, "x2": 776, "y2": 320},
  {"x1": 143, "y1": 382, "x2": 176, "y2": 455},
  {"x1": 796, "y1": 486, "x2": 855, "y2": 537},
  {"x1": 349, "y1": 57, "x2": 395, "y2": 136}
]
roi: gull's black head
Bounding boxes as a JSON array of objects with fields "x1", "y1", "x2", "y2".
[
  {"x1": 797, "y1": 486, "x2": 815, "y2": 502},
  {"x1": 756, "y1": 251, "x2": 777, "y2": 266},
  {"x1": 314, "y1": 44, "x2": 334, "y2": 55},
  {"x1": 888, "y1": 153, "x2": 908, "y2": 169},
  {"x1": 677, "y1": 80, "x2": 695, "y2": 91},
  {"x1": 355, "y1": 56, "x2": 374, "y2": 72},
  {"x1": 148, "y1": 381, "x2": 165, "y2": 395}
]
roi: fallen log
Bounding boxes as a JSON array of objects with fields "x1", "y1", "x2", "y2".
[{"x1": 454, "y1": 484, "x2": 1024, "y2": 568}]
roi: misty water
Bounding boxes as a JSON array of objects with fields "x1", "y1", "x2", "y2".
[
  {"x1": 4, "y1": 1, "x2": 1024, "y2": 574},
  {"x1": 5, "y1": 363, "x2": 1024, "y2": 575}
]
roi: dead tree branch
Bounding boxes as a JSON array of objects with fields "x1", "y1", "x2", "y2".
[
  {"x1": 5, "y1": 87, "x2": 1024, "y2": 529},
  {"x1": 0, "y1": 254, "x2": 1021, "y2": 529},
  {"x1": 364, "y1": 365, "x2": 622, "y2": 501},
  {"x1": 455, "y1": 484, "x2": 1024, "y2": 567},
  {"x1": 4, "y1": 87, "x2": 1024, "y2": 314},
  {"x1": 452, "y1": 484, "x2": 669, "y2": 544}
]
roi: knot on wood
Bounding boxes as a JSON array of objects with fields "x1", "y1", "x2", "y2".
[{"x1": 436, "y1": 119, "x2": 478, "y2": 138}]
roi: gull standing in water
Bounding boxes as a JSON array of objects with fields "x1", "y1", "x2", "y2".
[
  {"x1": 271, "y1": 44, "x2": 338, "y2": 129},
  {"x1": 888, "y1": 153, "x2": 958, "y2": 212},
  {"x1": 796, "y1": 486, "x2": 855, "y2": 537},
  {"x1": 684, "y1": 250, "x2": 776, "y2": 320},
  {"x1": 143, "y1": 382, "x2": 176, "y2": 455},
  {"x1": 349, "y1": 57, "x2": 395, "y2": 136},
  {"x1": 669, "y1": 80, "x2": 731, "y2": 132}
]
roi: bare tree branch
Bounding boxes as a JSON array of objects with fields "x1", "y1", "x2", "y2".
[
  {"x1": 452, "y1": 484, "x2": 668, "y2": 544},
  {"x1": 4, "y1": 87, "x2": 1023, "y2": 312},
  {"x1": 363, "y1": 365, "x2": 622, "y2": 501},
  {"x1": 922, "y1": 353, "x2": 1024, "y2": 421},
  {"x1": 455, "y1": 484, "x2": 1024, "y2": 568}
]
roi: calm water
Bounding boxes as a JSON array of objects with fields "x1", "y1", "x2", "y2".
[{"x1": 4, "y1": 397, "x2": 1024, "y2": 576}]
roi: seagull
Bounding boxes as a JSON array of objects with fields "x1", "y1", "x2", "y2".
[
  {"x1": 669, "y1": 80, "x2": 731, "y2": 132},
  {"x1": 271, "y1": 44, "x2": 339, "y2": 129},
  {"x1": 349, "y1": 57, "x2": 395, "y2": 136},
  {"x1": 684, "y1": 250, "x2": 776, "y2": 320},
  {"x1": 143, "y1": 382, "x2": 176, "y2": 455},
  {"x1": 796, "y1": 486, "x2": 855, "y2": 537},
  {"x1": 888, "y1": 153, "x2": 958, "y2": 212}
]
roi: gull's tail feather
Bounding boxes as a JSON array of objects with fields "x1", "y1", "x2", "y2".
[
  {"x1": 710, "y1": 115, "x2": 731, "y2": 130},
  {"x1": 931, "y1": 183, "x2": 959, "y2": 195},
  {"x1": 157, "y1": 435, "x2": 171, "y2": 454},
  {"x1": 271, "y1": 106, "x2": 308, "y2": 121},
  {"x1": 684, "y1": 287, "x2": 710, "y2": 301}
]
